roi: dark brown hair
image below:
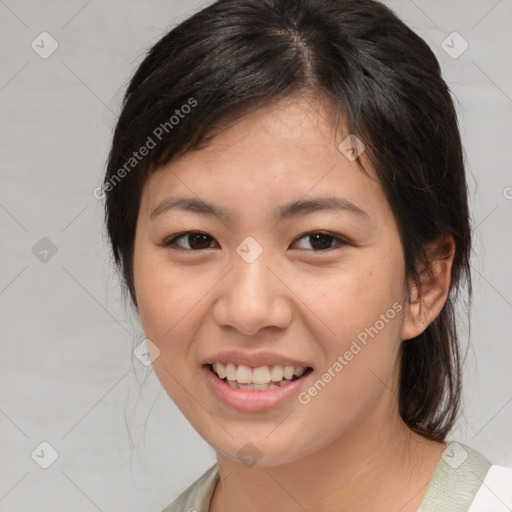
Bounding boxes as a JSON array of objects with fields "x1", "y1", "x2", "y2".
[{"x1": 103, "y1": 0, "x2": 471, "y2": 442}]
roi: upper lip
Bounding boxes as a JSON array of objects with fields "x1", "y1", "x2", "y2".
[{"x1": 202, "y1": 350, "x2": 313, "y2": 369}]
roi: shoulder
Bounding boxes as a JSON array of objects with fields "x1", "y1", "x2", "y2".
[
  {"x1": 160, "y1": 464, "x2": 219, "y2": 512},
  {"x1": 418, "y1": 439, "x2": 512, "y2": 512}
]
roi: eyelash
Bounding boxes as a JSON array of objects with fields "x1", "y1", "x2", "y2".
[{"x1": 162, "y1": 230, "x2": 348, "y2": 253}]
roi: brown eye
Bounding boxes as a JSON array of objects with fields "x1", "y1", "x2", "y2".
[
  {"x1": 292, "y1": 232, "x2": 346, "y2": 251},
  {"x1": 165, "y1": 231, "x2": 218, "y2": 250},
  {"x1": 163, "y1": 230, "x2": 347, "y2": 252}
]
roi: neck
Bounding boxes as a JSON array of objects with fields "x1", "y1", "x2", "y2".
[{"x1": 210, "y1": 399, "x2": 445, "y2": 512}]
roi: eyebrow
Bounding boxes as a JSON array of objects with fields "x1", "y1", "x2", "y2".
[{"x1": 150, "y1": 195, "x2": 369, "y2": 221}]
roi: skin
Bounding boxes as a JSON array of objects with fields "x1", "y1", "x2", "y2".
[{"x1": 133, "y1": 93, "x2": 455, "y2": 512}]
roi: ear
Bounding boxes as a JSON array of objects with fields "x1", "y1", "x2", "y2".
[{"x1": 402, "y1": 234, "x2": 455, "y2": 341}]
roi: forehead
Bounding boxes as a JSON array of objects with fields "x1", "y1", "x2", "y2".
[
  {"x1": 139, "y1": 94, "x2": 389, "y2": 223},
  {"x1": 199, "y1": 94, "x2": 343, "y2": 160}
]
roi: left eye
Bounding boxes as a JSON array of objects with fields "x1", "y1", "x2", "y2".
[
  {"x1": 163, "y1": 231, "x2": 346, "y2": 251},
  {"x1": 292, "y1": 231, "x2": 346, "y2": 251},
  {"x1": 164, "y1": 231, "x2": 219, "y2": 250}
]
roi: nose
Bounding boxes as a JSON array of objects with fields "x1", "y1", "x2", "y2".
[{"x1": 212, "y1": 248, "x2": 293, "y2": 336}]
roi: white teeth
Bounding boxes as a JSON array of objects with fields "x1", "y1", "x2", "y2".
[
  {"x1": 226, "y1": 380, "x2": 287, "y2": 390},
  {"x1": 252, "y1": 366, "x2": 271, "y2": 384},
  {"x1": 210, "y1": 362, "x2": 309, "y2": 386},
  {"x1": 270, "y1": 365, "x2": 284, "y2": 381},
  {"x1": 215, "y1": 362, "x2": 226, "y2": 379},
  {"x1": 294, "y1": 367, "x2": 305, "y2": 377},
  {"x1": 225, "y1": 363, "x2": 237, "y2": 381},
  {"x1": 213, "y1": 362, "x2": 227, "y2": 379},
  {"x1": 254, "y1": 383, "x2": 274, "y2": 390},
  {"x1": 283, "y1": 366, "x2": 294, "y2": 380},
  {"x1": 236, "y1": 365, "x2": 252, "y2": 384}
]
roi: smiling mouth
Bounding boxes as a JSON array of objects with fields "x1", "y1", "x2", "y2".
[{"x1": 205, "y1": 363, "x2": 313, "y2": 391}]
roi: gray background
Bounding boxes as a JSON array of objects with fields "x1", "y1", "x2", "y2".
[{"x1": 1, "y1": 0, "x2": 511, "y2": 510}]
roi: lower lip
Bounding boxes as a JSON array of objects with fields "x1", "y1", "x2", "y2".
[{"x1": 202, "y1": 365, "x2": 313, "y2": 413}]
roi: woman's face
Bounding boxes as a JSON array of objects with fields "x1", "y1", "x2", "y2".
[{"x1": 133, "y1": 95, "x2": 411, "y2": 466}]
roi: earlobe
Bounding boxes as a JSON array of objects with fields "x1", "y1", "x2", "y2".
[{"x1": 402, "y1": 235, "x2": 455, "y2": 341}]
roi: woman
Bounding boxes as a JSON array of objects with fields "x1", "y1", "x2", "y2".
[{"x1": 102, "y1": 0, "x2": 512, "y2": 510}]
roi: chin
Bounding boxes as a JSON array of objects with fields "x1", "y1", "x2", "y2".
[{"x1": 204, "y1": 428, "x2": 321, "y2": 469}]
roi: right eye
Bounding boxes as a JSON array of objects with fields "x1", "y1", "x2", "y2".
[{"x1": 163, "y1": 231, "x2": 219, "y2": 251}]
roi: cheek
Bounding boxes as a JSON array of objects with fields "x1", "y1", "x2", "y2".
[
  {"x1": 295, "y1": 256, "x2": 406, "y2": 408},
  {"x1": 297, "y1": 270, "x2": 405, "y2": 425},
  {"x1": 134, "y1": 257, "x2": 211, "y2": 415},
  {"x1": 297, "y1": 256, "x2": 405, "y2": 350},
  {"x1": 134, "y1": 244, "x2": 204, "y2": 336},
  {"x1": 133, "y1": 248, "x2": 198, "y2": 370}
]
